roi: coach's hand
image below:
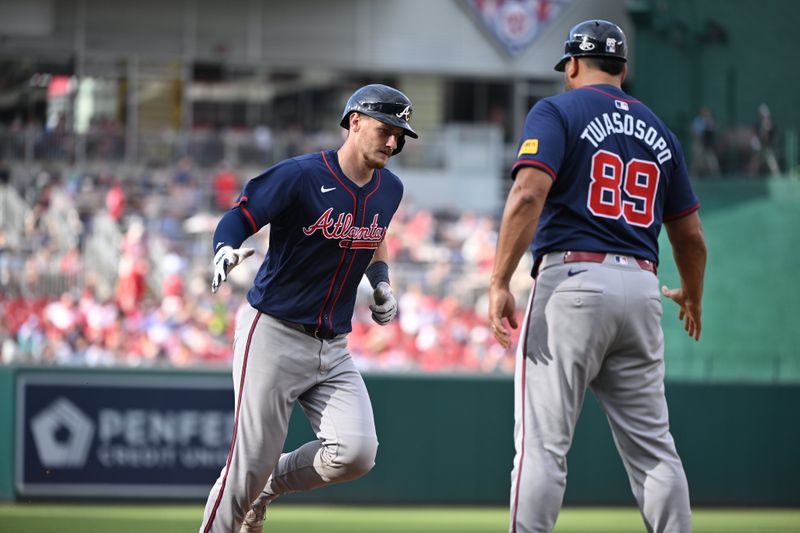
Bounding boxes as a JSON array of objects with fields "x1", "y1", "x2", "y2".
[
  {"x1": 370, "y1": 282, "x2": 397, "y2": 325},
  {"x1": 661, "y1": 285, "x2": 702, "y2": 341},
  {"x1": 211, "y1": 245, "x2": 255, "y2": 293},
  {"x1": 489, "y1": 284, "x2": 518, "y2": 350}
]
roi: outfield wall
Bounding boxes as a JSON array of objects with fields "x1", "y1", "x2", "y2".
[
  {"x1": 658, "y1": 179, "x2": 800, "y2": 382},
  {"x1": 2, "y1": 365, "x2": 798, "y2": 506}
]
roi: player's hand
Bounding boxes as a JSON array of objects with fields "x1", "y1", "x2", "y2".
[
  {"x1": 489, "y1": 285, "x2": 518, "y2": 350},
  {"x1": 370, "y1": 282, "x2": 397, "y2": 325},
  {"x1": 211, "y1": 245, "x2": 255, "y2": 293},
  {"x1": 661, "y1": 285, "x2": 702, "y2": 341}
]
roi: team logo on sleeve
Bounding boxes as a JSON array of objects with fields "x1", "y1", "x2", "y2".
[
  {"x1": 517, "y1": 139, "x2": 539, "y2": 157},
  {"x1": 303, "y1": 208, "x2": 385, "y2": 249}
]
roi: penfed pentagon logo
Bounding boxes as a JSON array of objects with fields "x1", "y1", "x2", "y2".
[{"x1": 30, "y1": 397, "x2": 95, "y2": 469}]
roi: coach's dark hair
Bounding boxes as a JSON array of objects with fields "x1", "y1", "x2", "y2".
[{"x1": 582, "y1": 56, "x2": 626, "y2": 76}]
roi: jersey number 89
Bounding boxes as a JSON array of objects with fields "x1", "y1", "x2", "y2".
[{"x1": 587, "y1": 149, "x2": 660, "y2": 227}]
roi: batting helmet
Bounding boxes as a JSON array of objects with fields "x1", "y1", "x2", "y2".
[
  {"x1": 554, "y1": 19, "x2": 627, "y2": 72},
  {"x1": 340, "y1": 84, "x2": 418, "y2": 155}
]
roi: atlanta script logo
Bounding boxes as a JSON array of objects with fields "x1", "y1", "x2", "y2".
[{"x1": 303, "y1": 208, "x2": 385, "y2": 249}]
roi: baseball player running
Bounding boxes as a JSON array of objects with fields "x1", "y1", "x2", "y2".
[
  {"x1": 489, "y1": 20, "x2": 707, "y2": 533},
  {"x1": 198, "y1": 84, "x2": 418, "y2": 533}
]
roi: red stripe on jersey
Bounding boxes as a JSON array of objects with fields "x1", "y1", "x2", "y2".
[
  {"x1": 361, "y1": 169, "x2": 382, "y2": 226},
  {"x1": 326, "y1": 170, "x2": 383, "y2": 331},
  {"x1": 315, "y1": 151, "x2": 359, "y2": 334},
  {"x1": 240, "y1": 205, "x2": 258, "y2": 233},
  {"x1": 202, "y1": 310, "x2": 261, "y2": 533},
  {"x1": 579, "y1": 86, "x2": 641, "y2": 103},
  {"x1": 663, "y1": 202, "x2": 700, "y2": 222},
  {"x1": 316, "y1": 249, "x2": 348, "y2": 334},
  {"x1": 326, "y1": 253, "x2": 358, "y2": 331},
  {"x1": 339, "y1": 240, "x2": 381, "y2": 249},
  {"x1": 321, "y1": 151, "x2": 357, "y2": 204},
  {"x1": 512, "y1": 159, "x2": 557, "y2": 181}
]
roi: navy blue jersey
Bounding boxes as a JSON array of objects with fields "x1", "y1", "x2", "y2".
[
  {"x1": 512, "y1": 84, "x2": 699, "y2": 265},
  {"x1": 218, "y1": 149, "x2": 403, "y2": 336}
]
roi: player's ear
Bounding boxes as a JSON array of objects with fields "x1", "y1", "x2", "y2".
[{"x1": 349, "y1": 112, "x2": 361, "y2": 132}]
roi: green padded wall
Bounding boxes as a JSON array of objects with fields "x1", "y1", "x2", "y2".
[
  {"x1": 658, "y1": 179, "x2": 800, "y2": 382},
  {"x1": 0, "y1": 366, "x2": 14, "y2": 500},
  {"x1": 2, "y1": 367, "x2": 799, "y2": 505},
  {"x1": 282, "y1": 376, "x2": 800, "y2": 506}
]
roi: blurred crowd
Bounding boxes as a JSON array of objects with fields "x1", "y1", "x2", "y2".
[
  {"x1": 689, "y1": 103, "x2": 785, "y2": 178},
  {"x1": 0, "y1": 160, "x2": 527, "y2": 374}
]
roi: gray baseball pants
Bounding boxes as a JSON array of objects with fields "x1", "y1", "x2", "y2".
[
  {"x1": 199, "y1": 306, "x2": 378, "y2": 533},
  {"x1": 509, "y1": 253, "x2": 691, "y2": 533}
]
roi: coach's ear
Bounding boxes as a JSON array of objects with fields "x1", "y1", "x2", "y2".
[{"x1": 566, "y1": 57, "x2": 579, "y2": 79}]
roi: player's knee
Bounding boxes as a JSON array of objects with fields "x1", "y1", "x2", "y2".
[
  {"x1": 325, "y1": 434, "x2": 378, "y2": 482},
  {"x1": 341, "y1": 433, "x2": 378, "y2": 479}
]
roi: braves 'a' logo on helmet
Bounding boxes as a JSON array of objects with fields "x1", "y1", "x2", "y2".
[{"x1": 395, "y1": 105, "x2": 412, "y2": 121}]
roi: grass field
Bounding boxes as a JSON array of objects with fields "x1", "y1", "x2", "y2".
[{"x1": 0, "y1": 504, "x2": 799, "y2": 533}]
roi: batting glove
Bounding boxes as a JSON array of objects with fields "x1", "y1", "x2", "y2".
[
  {"x1": 370, "y1": 281, "x2": 397, "y2": 325},
  {"x1": 211, "y1": 245, "x2": 254, "y2": 293}
]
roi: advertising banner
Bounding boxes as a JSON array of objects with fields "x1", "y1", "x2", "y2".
[{"x1": 16, "y1": 372, "x2": 234, "y2": 498}]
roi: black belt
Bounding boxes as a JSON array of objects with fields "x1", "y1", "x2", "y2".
[{"x1": 280, "y1": 319, "x2": 337, "y2": 340}]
